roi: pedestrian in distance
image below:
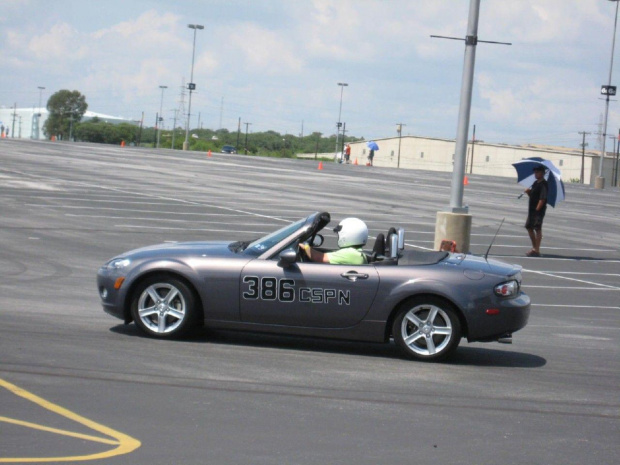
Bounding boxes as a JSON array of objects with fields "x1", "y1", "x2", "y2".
[
  {"x1": 367, "y1": 148, "x2": 375, "y2": 166},
  {"x1": 523, "y1": 165, "x2": 548, "y2": 257},
  {"x1": 344, "y1": 143, "x2": 351, "y2": 164}
]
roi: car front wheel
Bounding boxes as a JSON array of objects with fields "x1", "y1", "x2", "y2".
[
  {"x1": 130, "y1": 276, "x2": 198, "y2": 338},
  {"x1": 392, "y1": 297, "x2": 462, "y2": 361}
]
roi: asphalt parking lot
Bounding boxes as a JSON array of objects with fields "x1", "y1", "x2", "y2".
[{"x1": 0, "y1": 139, "x2": 618, "y2": 464}]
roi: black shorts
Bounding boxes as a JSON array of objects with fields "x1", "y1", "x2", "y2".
[{"x1": 525, "y1": 211, "x2": 545, "y2": 230}]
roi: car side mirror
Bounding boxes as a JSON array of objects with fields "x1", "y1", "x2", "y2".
[
  {"x1": 278, "y1": 249, "x2": 297, "y2": 267},
  {"x1": 311, "y1": 234, "x2": 324, "y2": 247}
]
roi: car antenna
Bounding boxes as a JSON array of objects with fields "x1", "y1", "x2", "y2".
[{"x1": 484, "y1": 218, "x2": 505, "y2": 262}]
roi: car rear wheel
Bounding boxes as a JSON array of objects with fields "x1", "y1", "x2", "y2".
[
  {"x1": 392, "y1": 297, "x2": 462, "y2": 361},
  {"x1": 131, "y1": 276, "x2": 197, "y2": 338}
]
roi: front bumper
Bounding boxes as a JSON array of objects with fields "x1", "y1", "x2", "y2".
[{"x1": 97, "y1": 268, "x2": 128, "y2": 321}]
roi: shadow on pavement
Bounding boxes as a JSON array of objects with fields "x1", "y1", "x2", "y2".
[
  {"x1": 448, "y1": 346, "x2": 546, "y2": 368},
  {"x1": 111, "y1": 324, "x2": 546, "y2": 367}
]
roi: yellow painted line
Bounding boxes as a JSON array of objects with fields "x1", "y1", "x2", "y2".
[
  {"x1": 0, "y1": 417, "x2": 119, "y2": 445},
  {"x1": 0, "y1": 378, "x2": 141, "y2": 463}
]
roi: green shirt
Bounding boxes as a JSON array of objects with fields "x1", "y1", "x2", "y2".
[{"x1": 327, "y1": 247, "x2": 367, "y2": 265}]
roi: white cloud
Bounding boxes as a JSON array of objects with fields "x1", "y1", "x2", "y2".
[{"x1": 0, "y1": 0, "x2": 618, "y2": 146}]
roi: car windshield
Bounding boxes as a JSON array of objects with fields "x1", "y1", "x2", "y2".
[{"x1": 243, "y1": 218, "x2": 307, "y2": 257}]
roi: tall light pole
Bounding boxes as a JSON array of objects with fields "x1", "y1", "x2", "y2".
[
  {"x1": 596, "y1": 0, "x2": 620, "y2": 189},
  {"x1": 156, "y1": 85, "x2": 167, "y2": 148},
  {"x1": 32, "y1": 86, "x2": 45, "y2": 140},
  {"x1": 37, "y1": 86, "x2": 45, "y2": 109},
  {"x1": 431, "y1": 0, "x2": 510, "y2": 253},
  {"x1": 334, "y1": 82, "x2": 348, "y2": 159},
  {"x1": 244, "y1": 122, "x2": 252, "y2": 154},
  {"x1": 396, "y1": 123, "x2": 406, "y2": 168},
  {"x1": 183, "y1": 24, "x2": 204, "y2": 151}
]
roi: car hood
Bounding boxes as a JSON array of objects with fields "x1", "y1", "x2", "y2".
[{"x1": 119, "y1": 241, "x2": 238, "y2": 260}]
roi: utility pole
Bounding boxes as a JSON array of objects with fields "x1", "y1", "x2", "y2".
[
  {"x1": 579, "y1": 131, "x2": 591, "y2": 184},
  {"x1": 11, "y1": 103, "x2": 17, "y2": 138},
  {"x1": 244, "y1": 122, "x2": 251, "y2": 154},
  {"x1": 171, "y1": 109, "x2": 178, "y2": 149},
  {"x1": 236, "y1": 117, "x2": 241, "y2": 148},
  {"x1": 396, "y1": 123, "x2": 406, "y2": 168},
  {"x1": 596, "y1": 0, "x2": 620, "y2": 189},
  {"x1": 334, "y1": 82, "x2": 348, "y2": 159},
  {"x1": 138, "y1": 112, "x2": 144, "y2": 146},
  {"x1": 156, "y1": 85, "x2": 167, "y2": 148},
  {"x1": 615, "y1": 129, "x2": 620, "y2": 187},
  {"x1": 469, "y1": 124, "x2": 476, "y2": 174},
  {"x1": 315, "y1": 132, "x2": 321, "y2": 160}
]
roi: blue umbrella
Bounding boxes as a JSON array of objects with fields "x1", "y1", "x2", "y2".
[
  {"x1": 512, "y1": 157, "x2": 565, "y2": 207},
  {"x1": 367, "y1": 140, "x2": 379, "y2": 151}
]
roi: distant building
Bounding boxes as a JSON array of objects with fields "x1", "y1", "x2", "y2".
[
  {"x1": 0, "y1": 107, "x2": 135, "y2": 140},
  {"x1": 347, "y1": 135, "x2": 617, "y2": 186}
]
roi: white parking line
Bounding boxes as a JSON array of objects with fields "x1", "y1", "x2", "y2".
[
  {"x1": 524, "y1": 269, "x2": 620, "y2": 289},
  {"x1": 526, "y1": 286, "x2": 619, "y2": 290},
  {"x1": 493, "y1": 255, "x2": 620, "y2": 263},
  {"x1": 530, "y1": 304, "x2": 620, "y2": 309}
]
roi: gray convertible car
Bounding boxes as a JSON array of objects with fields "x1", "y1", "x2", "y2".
[{"x1": 97, "y1": 212, "x2": 530, "y2": 361}]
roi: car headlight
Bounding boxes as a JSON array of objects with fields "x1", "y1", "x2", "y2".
[
  {"x1": 106, "y1": 258, "x2": 131, "y2": 270},
  {"x1": 494, "y1": 280, "x2": 519, "y2": 297}
]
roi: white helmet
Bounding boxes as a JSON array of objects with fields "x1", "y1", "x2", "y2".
[{"x1": 334, "y1": 218, "x2": 368, "y2": 248}]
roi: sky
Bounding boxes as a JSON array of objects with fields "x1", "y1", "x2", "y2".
[{"x1": 1, "y1": 0, "x2": 620, "y2": 150}]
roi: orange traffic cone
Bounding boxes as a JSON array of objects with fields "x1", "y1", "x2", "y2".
[
  {"x1": 208, "y1": 150, "x2": 212, "y2": 157},
  {"x1": 318, "y1": 161, "x2": 323, "y2": 170},
  {"x1": 463, "y1": 176, "x2": 469, "y2": 185},
  {"x1": 120, "y1": 140, "x2": 125, "y2": 147}
]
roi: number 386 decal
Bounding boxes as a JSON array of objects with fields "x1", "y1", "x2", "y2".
[{"x1": 242, "y1": 276, "x2": 350, "y2": 305}]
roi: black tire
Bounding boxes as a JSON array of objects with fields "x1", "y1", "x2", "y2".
[
  {"x1": 130, "y1": 275, "x2": 198, "y2": 339},
  {"x1": 392, "y1": 297, "x2": 462, "y2": 362}
]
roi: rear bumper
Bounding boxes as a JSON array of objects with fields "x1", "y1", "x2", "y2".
[{"x1": 466, "y1": 293, "x2": 530, "y2": 342}]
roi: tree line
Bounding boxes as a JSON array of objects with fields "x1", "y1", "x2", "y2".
[{"x1": 43, "y1": 89, "x2": 361, "y2": 157}]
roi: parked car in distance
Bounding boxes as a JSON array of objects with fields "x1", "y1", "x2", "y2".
[{"x1": 221, "y1": 145, "x2": 237, "y2": 154}]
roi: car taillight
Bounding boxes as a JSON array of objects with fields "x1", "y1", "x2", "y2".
[{"x1": 494, "y1": 280, "x2": 518, "y2": 297}]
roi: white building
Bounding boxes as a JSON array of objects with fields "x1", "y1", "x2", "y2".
[
  {"x1": 0, "y1": 107, "x2": 134, "y2": 140},
  {"x1": 346, "y1": 135, "x2": 618, "y2": 186}
]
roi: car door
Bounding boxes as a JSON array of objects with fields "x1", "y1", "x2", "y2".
[{"x1": 240, "y1": 258, "x2": 379, "y2": 328}]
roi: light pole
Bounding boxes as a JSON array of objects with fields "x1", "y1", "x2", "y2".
[
  {"x1": 334, "y1": 82, "x2": 348, "y2": 159},
  {"x1": 596, "y1": 0, "x2": 620, "y2": 189},
  {"x1": 37, "y1": 86, "x2": 45, "y2": 109},
  {"x1": 184, "y1": 24, "x2": 204, "y2": 151},
  {"x1": 244, "y1": 122, "x2": 251, "y2": 154},
  {"x1": 396, "y1": 123, "x2": 406, "y2": 168},
  {"x1": 32, "y1": 86, "x2": 45, "y2": 140},
  {"x1": 156, "y1": 85, "x2": 167, "y2": 148}
]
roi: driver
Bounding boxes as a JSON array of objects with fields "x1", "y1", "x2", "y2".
[{"x1": 299, "y1": 217, "x2": 368, "y2": 264}]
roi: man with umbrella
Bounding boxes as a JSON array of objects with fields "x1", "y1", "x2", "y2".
[
  {"x1": 366, "y1": 141, "x2": 379, "y2": 166},
  {"x1": 523, "y1": 165, "x2": 548, "y2": 257}
]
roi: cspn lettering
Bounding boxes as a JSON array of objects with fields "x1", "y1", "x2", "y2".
[{"x1": 299, "y1": 288, "x2": 350, "y2": 305}]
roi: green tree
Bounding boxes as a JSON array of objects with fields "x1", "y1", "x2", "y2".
[
  {"x1": 43, "y1": 90, "x2": 88, "y2": 140},
  {"x1": 74, "y1": 120, "x2": 139, "y2": 145}
]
